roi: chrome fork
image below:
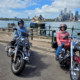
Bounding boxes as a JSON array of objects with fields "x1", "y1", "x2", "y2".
[
  {"x1": 71, "y1": 37, "x2": 79, "y2": 70},
  {"x1": 14, "y1": 45, "x2": 18, "y2": 62}
]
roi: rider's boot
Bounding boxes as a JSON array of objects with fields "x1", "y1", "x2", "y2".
[{"x1": 56, "y1": 55, "x2": 59, "y2": 60}]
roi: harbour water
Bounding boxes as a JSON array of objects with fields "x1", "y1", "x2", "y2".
[{"x1": 0, "y1": 20, "x2": 80, "y2": 36}]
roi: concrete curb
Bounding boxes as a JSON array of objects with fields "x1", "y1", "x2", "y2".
[
  {"x1": 32, "y1": 39, "x2": 51, "y2": 43},
  {"x1": 0, "y1": 40, "x2": 10, "y2": 43},
  {"x1": 31, "y1": 45, "x2": 54, "y2": 52},
  {"x1": 0, "y1": 40, "x2": 54, "y2": 52}
]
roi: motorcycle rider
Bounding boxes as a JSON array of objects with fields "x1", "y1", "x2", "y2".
[
  {"x1": 9, "y1": 19, "x2": 30, "y2": 59},
  {"x1": 56, "y1": 24, "x2": 71, "y2": 60}
]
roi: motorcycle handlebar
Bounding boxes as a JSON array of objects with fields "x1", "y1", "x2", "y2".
[
  {"x1": 63, "y1": 36, "x2": 78, "y2": 39},
  {"x1": 13, "y1": 27, "x2": 29, "y2": 37}
]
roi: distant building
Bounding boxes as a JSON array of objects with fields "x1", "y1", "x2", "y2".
[
  {"x1": 66, "y1": 13, "x2": 70, "y2": 19},
  {"x1": 59, "y1": 15, "x2": 63, "y2": 21},
  {"x1": 69, "y1": 10, "x2": 71, "y2": 15},
  {"x1": 60, "y1": 10, "x2": 63, "y2": 15},
  {"x1": 78, "y1": 14, "x2": 80, "y2": 21},
  {"x1": 32, "y1": 16, "x2": 38, "y2": 21},
  {"x1": 38, "y1": 15, "x2": 44, "y2": 20},
  {"x1": 64, "y1": 8, "x2": 67, "y2": 15},
  {"x1": 32, "y1": 15, "x2": 45, "y2": 21},
  {"x1": 15, "y1": 17, "x2": 17, "y2": 19},
  {"x1": 55, "y1": 8, "x2": 79, "y2": 22},
  {"x1": 73, "y1": 16, "x2": 76, "y2": 21},
  {"x1": 78, "y1": 14, "x2": 80, "y2": 18},
  {"x1": 70, "y1": 13, "x2": 73, "y2": 20},
  {"x1": 75, "y1": 11, "x2": 78, "y2": 21},
  {"x1": 63, "y1": 15, "x2": 67, "y2": 21},
  {"x1": 55, "y1": 17, "x2": 59, "y2": 21}
]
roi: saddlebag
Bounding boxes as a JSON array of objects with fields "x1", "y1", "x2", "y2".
[{"x1": 52, "y1": 41, "x2": 58, "y2": 48}]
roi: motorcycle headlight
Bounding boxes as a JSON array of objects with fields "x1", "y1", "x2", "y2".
[
  {"x1": 18, "y1": 40, "x2": 24, "y2": 46},
  {"x1": 21, "y1": 38, "x2": 27, "y2": 41}
]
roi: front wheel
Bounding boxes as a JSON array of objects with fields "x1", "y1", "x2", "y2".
[
  {"x1": 11, "y1": 54, "x2": 25, "y2": 75},
  {"x1": 70, "y1": 61, "x2": 80, "y2": 80}
]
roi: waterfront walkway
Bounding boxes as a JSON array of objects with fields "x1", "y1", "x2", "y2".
[{"x1": 0, "y1": 33, "x2": 53, "y2": 52}]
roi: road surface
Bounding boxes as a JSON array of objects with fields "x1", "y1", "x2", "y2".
[{"x1": 0, "y1": 43, "x2": 71, "y2": 80}]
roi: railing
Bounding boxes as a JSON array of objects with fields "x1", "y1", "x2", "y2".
[
  {"x1": 0, "y1": 28, "x2": 14, "y2": 32},
  {"x1": 29, "y1": 28, "x2": 56, "y2": 43},
  {"x1": 28, "y1": 26, "x2": 80, "y2": 43},
  {"x1": 0, "y1": 26, "x2": 80, "y2": 43},
  {"x1": 48, "y1": 26, "x2": 80, "y2": 37}
]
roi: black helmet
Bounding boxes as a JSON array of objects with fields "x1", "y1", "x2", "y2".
[
  {"x1": 18, "y1": 19, "x2": 24, "y2": 25},
  {"x1": 60, "y1": 24, "x2": 67, "y2": 30}
]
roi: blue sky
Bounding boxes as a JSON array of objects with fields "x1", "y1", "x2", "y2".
[
  {"x1": 11, "y1": 0, "x2": 53, "y2": 11},
  {"x1": 0, "y1": 0, "x2": 80, "y2": 18}
]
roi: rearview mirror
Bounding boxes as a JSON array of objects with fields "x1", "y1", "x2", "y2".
[{"x1": 77, "y1": 33, "x2": 80, "y2": 35}]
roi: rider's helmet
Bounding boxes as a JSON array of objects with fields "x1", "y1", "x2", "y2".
[
  {"x1": 60, "y1": 24, "x2": 67, "y2": 30},
  {"x1": 18, "y1": 19, "x2": 24, "y2": 25}
]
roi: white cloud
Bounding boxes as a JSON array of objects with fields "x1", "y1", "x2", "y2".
[
  {"x1": 0, "y1": 0, "x2": 80, "y2": 18},
  {"x1": 24, "y1": 0, "x2": 80, "y2": 18},
  {"x1": 0, "y1": 0, "x2": 37, "y2": 9},
  {"x1": 0, "y1": 0, "x2": 38, "y2": 18},
  {"x1": 0, "y1": 8, "x2": 28, "y2": 18}
]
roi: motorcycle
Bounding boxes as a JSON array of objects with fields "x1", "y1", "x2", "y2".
[
  {"x1": 52, "y1": 35, "x2": 80, "y2": 80},
  {"x1": 5, "y1": 28, "x2": 32, "y2": 75}
]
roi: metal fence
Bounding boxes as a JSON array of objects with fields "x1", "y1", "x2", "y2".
[
  {"x1": 0, "y1": 26, "x2": 80, "y2": 43},
  {"x1": 29, "y1": 26, "x2": 80, "y2": 43},
  {"x1": 48, "y1": 26, "x2": 80, "y2": 37}
]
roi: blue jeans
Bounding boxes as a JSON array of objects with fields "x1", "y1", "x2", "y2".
[{"x1": 56, "y1": 43, "x2": 64, "y2": 56}]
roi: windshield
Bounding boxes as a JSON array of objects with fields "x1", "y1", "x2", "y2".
[{"x1": 20, "y1": 31, "x2": 28, "y2": 38}]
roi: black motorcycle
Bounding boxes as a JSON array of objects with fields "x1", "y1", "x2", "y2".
[{"x1": 5, "y1": 28, "x2": 32, "y2": 75}]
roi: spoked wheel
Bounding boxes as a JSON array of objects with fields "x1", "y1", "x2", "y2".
[
  {"x1": 11, "y1": 54, "x2": 25, "y2": 75},
  {"x1": 70, "y1": 61, "x2": 80, "y2": 80}
]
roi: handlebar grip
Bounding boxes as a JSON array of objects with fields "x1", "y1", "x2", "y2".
[{"x1": 13, "y1": 27, "x2": 17, "y2": 30}]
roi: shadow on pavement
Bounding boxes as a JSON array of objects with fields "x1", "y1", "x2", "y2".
[
  {"x1": 18, "y1": 51, "x2": 49, "y2": 78},
  {"x1": 60, "y1": 65, "x2": 70, "y2": 73}
]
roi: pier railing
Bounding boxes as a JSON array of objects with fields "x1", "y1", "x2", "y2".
[
  {"x1": 50, "y1": 26, "x2": 80, "y2": 36},
  {"x1": 0, "y1": 26, "x2": 80, "y2": 43},
  {"x1": 28, "y1": 26, "x2": 80, "y2": 43},
  {"x1": 29, "y1": 28, "x2": 56, "y2": 43}
]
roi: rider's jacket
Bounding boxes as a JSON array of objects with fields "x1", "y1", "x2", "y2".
[
  {"x1": 14, "y1": 26, "x2": 27, "y2": 38},
  {"x1": 56, "y1": 31, "x2": 71, "y2": 45}
]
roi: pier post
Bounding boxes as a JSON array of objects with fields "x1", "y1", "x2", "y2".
[
  {"x1": 38, "y1": 27, "x2": 40, "y2": 35},
  {"x1": 31, "y1": 29, "x2": 33, "y2": 40},
  {"x1": 49, "y1": 25, "x2": 51, "y2": 37},
  {"x1": 71, "y1": 26, "x2": 74, "y2": 36},
  {"x1": 52, "y1": 30, "x2": 56, "y2": 43},
  {"x1": 8, "y1": 23, "x2": 11, "y2": 28},
  {"x1": 52, "y1": 30, "x2": 54, "y2": 43}
]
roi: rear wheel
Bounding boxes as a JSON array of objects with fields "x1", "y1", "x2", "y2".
[
  {"x1": 70, "y1": 61, "x2": 80, "y2": 80},
  {"x1": 11, "y1": 54, "x2": 25, "y2": 75}
]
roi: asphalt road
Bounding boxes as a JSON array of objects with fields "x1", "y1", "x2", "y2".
[{"x1": 0, "y1": 43, "x2": 71, "y2": 80}]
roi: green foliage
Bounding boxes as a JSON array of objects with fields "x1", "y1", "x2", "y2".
[
  {"x1": 0, "y1": 18, "x2": 31, "y2": 21},
  {"x1": 45, "y1": 19, "x2": 55, "y2": 21}
]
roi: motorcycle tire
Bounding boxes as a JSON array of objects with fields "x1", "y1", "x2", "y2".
[
  {"x1": 11, "y1": 54, "x2": 25, "y2": 75},
  {"x1": 70, "y1": 61, "x2": 80, "y2": 80}
]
